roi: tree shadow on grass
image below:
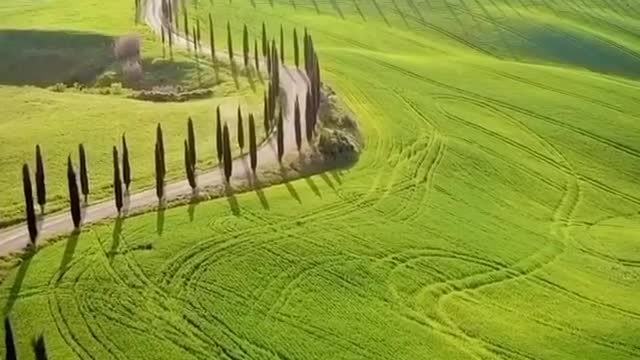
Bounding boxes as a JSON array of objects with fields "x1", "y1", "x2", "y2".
[
  {"x1": 3, "y1": 250, "x2": 34, "y2": 315},
  {"x1": 156, "y1": 205, "x2": 166, "y2": 236},
  {"x1": 58, "y1": 230, "x2": 80, "y2": 283},
  {"x1": 109, "y1": 216, "x2": 124, "y2": 261},
  {"x1": 0, "y1": 29, "x2": 218, "y2": 89},
  {"x1": 242, "y1": 158, "x2": 269, "y2": 210},
  {"x1": 304, "y1": 176, "x2": 322, "y2": 198},
  {"x1": 279, "y1": 164, "x2": 301, "y2": 204},
  {"x1": 188, "y1": 189, "x2": 200, "y2": 222},
  {"x1": 0, "y1": 29, "x2": 114, "y2": 87},
  {"x1": 319, "y1": 173, "x2": 336, "y2": 193},
  {"x1": 224, "y1": 184, "x2": 241, "y2": 216}
]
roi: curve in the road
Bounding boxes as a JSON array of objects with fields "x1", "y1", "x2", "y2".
[{"x1": 0, "y1": 0, "x2": 311, "y2": 255}]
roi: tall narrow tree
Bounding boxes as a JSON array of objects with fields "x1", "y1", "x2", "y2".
[
  {"x1": 187, "y1": 117, "x2": 197, "y2": 166},
  {"x1": 113, "y1": 146, "x2": 123, "y2": 213},
  {"x1": 79, "y1": 143, "x2": 89, "y2": 202},
  {"x1": 155, "y1": 143, "x2": 164, "y2": 201},
  {"x1": 277, "y1": 108, "x2": 284, "y2": 162},
  {"x1": 168, "y1": 23, "x2": 174, "y2": 59},
  {"x1": 196, "y1": 18, "x2": 202, "y2": 52},
  {"x1": 249, "y1": 113, "x2": 257, "y2": 172},
  {"x1": 23, "y1": 164, "x2": 37, "y2": 244},
  {"x1": 294, "y1": 96, "x2": 302, "y2": 151},
  {"x1": 208, "y1": 13, "x2": 216, "y2": 61},
  {"x1": 4, "y1": 317, "x2": 16, "y2": 360},
  {"x1": 216, "y1": 106, "x2": 223, "y2": 162},
  {"x1": 261, "y1": 22, "x2": 268, "y2": 56},
  {"x1": 237, "y1": 106, "x2": 245, "y2": 151},
  {"x1": 263, "y1": 94, "x2": 269, "y2": 136},
  {"x1": 122, "y1": 134, "x2": 131, "y2": 191},
  {"x1": 266, "y1": 40, "x2": 272, "y2": 75},
  {"x1": 293, "y1": 27, "x2": 299, "y2": 68},
  {"x1": 222, "y1": 124, "x2": 232, "y2": 183},
  {"x1": 67, "y1": 156, "x2": 81, "y2": 228},
  {"x1": 184, "y1": 140, "x2": 196, "y2": 189},
  {"x1": 32, "y1": 335, "x2": 48, "y2": 360},
  {"x1": 227, "y1": 21, "x2": 234, "y2": 63},
  {"x1": 243, "y1": 24, "x2": 249, "y2": 67},
  {"x1": 306, "y1": 90, "x2": 314, "y2": 142},
  {"x1": 161, "y1": 25, "x2": 166, "y2": 58},
  {"x1": 280, "y1": 25, "x2": 285, "y2": 64},
  {"x1": 183, "y1": 8, "x2": 190, "y2": 51},
  {"x1": 254, "y1": 39, "x2": 260, "y2": 72},
  {"x1": 35, "y1": 145, "x2": 46, "y2": 212},
  {"x1": 156, "y1": 123, "x2": 166, "y2": 176}
]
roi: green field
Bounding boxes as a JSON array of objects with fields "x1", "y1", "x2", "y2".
[
  {"x1": 2, "y1": 0, "x2": 640, "y2": 358},
  {"x1": 0, "y1": 0, "x2": 263, "y2": 226}
]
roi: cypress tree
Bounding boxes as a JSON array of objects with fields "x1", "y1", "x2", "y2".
[
  {"x1": 294, "y1": 95, "x2": 302, "y2": 151},
  {"x1": 155, "y1": 143, "x2": 164, "y2": 201},
  {"x1": 183, "y1": 8, "x2": 190, "y2": 50},
  {"x1": 303, "y1": 28, "x2": 309, "y2": 72},
  {"x1": 280, "y1": 25, "x2": 284, "y2": 64},
  {"x1": 293, "y1": 27, "x2": 299, "y2": 68},
  {"x1": 277, "y1": 107, "x2": 284, "y2": 162},
  {"x1": 187, "y1": 117, "x2": 197, "y2": 166},
  {"x1": 35, "y1": 144, "x2": 46, "y2": 211},
  {"x1": 237, "y1": 106, "x2": 245, "y2": 151},
  {"x1": 113, "y1": 146, "x2": 123, "y2": 213},
  {"x1": 263, "y1": 93, "x2": 269, "y2": 136},
  {"x1": 122, "y1": 134, "x2": 131, "y2": 190},
  {"x1": 196, "y1": 18, "x2": 202, "y2": 52},
  {"x1": 208, "y1": 13, "x2": 216, "y2": 61},
  {"x1": 222, "y1": 124, "x2": 232, "y2": 183},
  {"x1": 216, "y1": 106, "x2": 223, "y2": 162},
  {"x1": 4, "y1": 317, "x2": 16, "y2": 360},
  {"x1": 249, "y1": 113, "x2": 257, "y2": 172},
  {"x1": 227, "y1": 21, "x2": 234, "y2": 63},
  {"x1": 184, "y1": 140, "x2": 196, "y2": 189},
  {"x1": 156, "y1": 123, "x2": 166, "y2": 177},
  {"x1": 243, "y1": 24, "x2": 249, "y2": 67},
  {"x1": 23, "y1": 164, "x2": 37, "y2": 244},
  {"x1": 67, "y1": 156, "x2": 81, "y2": 229},
  {"x1": 78, "y1": 143, "x2": 89, "y2": 202},
  {"x1": 168, "y1": 23, "x2": 174, "y2": 59},
  {"x1": 254, "y1": 38, "x2": 260, "y2": 72},
  {"x1": 266, "y1": 40, "x2": 271, "y2": 75},
  {"x1": 161, "y1": 25, "x2": 166, "y2": 58},
  {"x1": 33, "y1": 335, "x2": 48, "y2": 360},
  {"x1": 261, "y1": 22, "x2": 267, "y2": 56},
  {"x1": 306, "y1": 90, "x2": 314, "y2": 143}
]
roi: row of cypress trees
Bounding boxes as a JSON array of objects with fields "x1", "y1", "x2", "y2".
[{"x1": 4, "y1": 317, "x2": 48, "y2": 360}]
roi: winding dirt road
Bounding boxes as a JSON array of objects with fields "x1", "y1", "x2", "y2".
[{"x1": 0, "y1": 0, "x2": 310, "y2": 255}]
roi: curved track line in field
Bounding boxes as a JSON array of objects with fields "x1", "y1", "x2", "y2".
[{"x1": 369, "y1": 57, "x2": 640, "y2": 160}]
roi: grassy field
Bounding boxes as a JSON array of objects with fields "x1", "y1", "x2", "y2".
[
  {"x1": 0, "y1": 0, "x2": 264, "y2": 226},
  {"x1": 2, "y1": 0, "x2": 640, "y2": 359}
]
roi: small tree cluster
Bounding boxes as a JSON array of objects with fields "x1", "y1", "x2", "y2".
[{"x1": 114, "y1": 35, "x2": 143, "y2": 86}]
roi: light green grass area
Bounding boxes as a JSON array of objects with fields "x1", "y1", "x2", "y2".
[
  {"x1": 0, "y1": 0, "x2": 264, "y2": 226},
  {"x1": 2, "y1": 0, "x2": 640, "y2": 359}
]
